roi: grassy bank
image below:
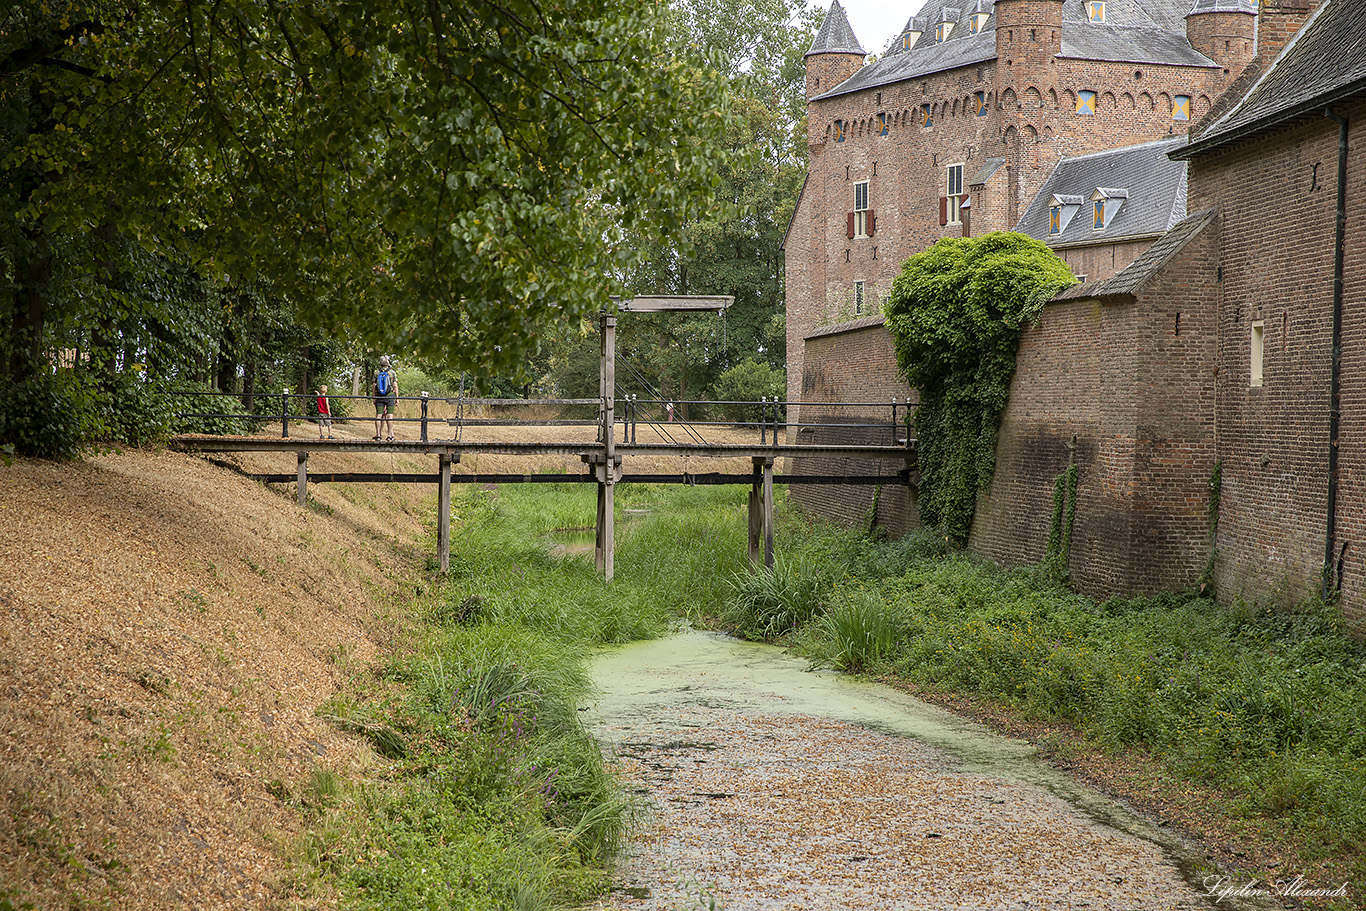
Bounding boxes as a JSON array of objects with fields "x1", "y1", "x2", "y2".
[
  {"x1": 301, "y1": 483, "x2": 747, "y2": 909},
  {"x1": 725, "y1": 511, "x2": 1366, "y2": 903}
]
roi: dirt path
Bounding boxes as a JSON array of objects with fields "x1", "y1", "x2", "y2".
[{"x1": 585, "y1": 631, "x2": 1240, "y2": 911}]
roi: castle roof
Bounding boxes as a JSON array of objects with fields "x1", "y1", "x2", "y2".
[
  {"x1": 806, "y1": 0, "x2": 867, "y2": 58},
  {"x1": 1016, "y1": 136, "x2": 1189, "y2": 247},
  {"x1": 814, "y1": 0, "x2": 1217, "y2": 100},
  {"x1": 1053, "y1": 207, "x2": 1217, "y2": 301},
  {"x1": 1177, "y1": 0, "x2": 1366, "y2": 157}
]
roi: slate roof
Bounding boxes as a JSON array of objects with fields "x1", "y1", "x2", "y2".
[
  {"x1": 1054, "y1": 207, "x2": 1217, "y2": 301},
  {"x1": 1016, "y1": 136, "x2": 1189, "y2": 247},
  {"x1": 814, "y1": 0, "x2": 1216, "y2": 99},
  {"x1": 1177, "y1": 0, "x2": 1366, "y2": 157},
  {"x1": 806, "y1": 0, "x2": 866, "y2": 57}
]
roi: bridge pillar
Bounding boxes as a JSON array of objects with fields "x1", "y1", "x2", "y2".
[
  {"x1": 296, "y1": 450, "x2": 308, "y2": 505},
  {"x1": 438, "y1": 452, "x2": 452, "y2": 571},
  {"x1": 749, "y1": 456, "x2": 775, "y2": 569}
]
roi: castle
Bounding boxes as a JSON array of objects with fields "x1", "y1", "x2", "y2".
[{"x1": 785, "y1": 0, "x2": 1366, "y2": 625}]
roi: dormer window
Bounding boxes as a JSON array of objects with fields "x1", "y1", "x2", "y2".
[
  {"x1": 1087, "y1": 1, "x2": 1105, "y2": 22},
  {"x1": 1090, "y1": 188, "x2": 1128, "y2": 229},
  {"x1": 969, "y1": 13, "x2": 989, "y2": 33},
  {"x1": 1173, "y1": 95, "x2": 1191, "y2": 120},
  {"x1": 1048, "y1": 195, "x2": 1083, "y2": 235},
  {"x1": 936, "y1": 21, "x2": 954, "y2": 42}
]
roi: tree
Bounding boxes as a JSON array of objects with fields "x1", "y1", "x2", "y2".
[
  {"x1": 1, "y1": 0, "x2": 736, "y2": 382},
  {"x1": 884, "y1": 232, "x2": 1076, "y2": 544},
  {"x1": 607, "y1": 0, "x2": 819, "y2": 405}
]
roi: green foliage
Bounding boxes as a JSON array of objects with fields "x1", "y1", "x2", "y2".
[
  {"x1": 2, "y1": 0, "x2": 737, "y2": 378},
  {"x1": 799, "y1": 588, "x2": 904, "y2": 673},
  {"x1": 885, "y1": 233, "x2": 1076, "y2": 543},
  {"x1": 1045, "y1": 464, "x2": 1079, "y2": 579},
  {"x1": 0, "y1": 371, "x2": 105, "y2": 459},
  {"x1": 723, "y1": 551, "x2": 833, "y2": 641},
  {"x1": 707, "y1": 357, "x2": 786, "y2": 421}
]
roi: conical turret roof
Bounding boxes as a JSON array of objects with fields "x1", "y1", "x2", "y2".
[{"x1": 806, "y1": 0, "x2": 866, "y2": 57}]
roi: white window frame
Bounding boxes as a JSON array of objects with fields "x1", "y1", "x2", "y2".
[
  {"x1": 1250, "y1": 320, "x2": 1265, "y2": 387},
  {"x1": 946, "y1": 163, "x2": 965, "y2": 226},
  {"x1": 853, "y1": 180, "x2": 870, "y2": 238}
]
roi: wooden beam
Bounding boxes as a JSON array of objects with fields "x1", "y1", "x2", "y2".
[
  {"x1": 296, "y1": 450, "x2": 308, "y2": 505},
  {"x1": 617, "y1": 295, "x2": 734, "y2": 312},
  {"x1": 438, "y1": 453, "x2": 452, "y2": 572}
]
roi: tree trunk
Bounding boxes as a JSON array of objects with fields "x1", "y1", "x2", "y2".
[
  {"x1": 8, "y1": 230, "x2": 52, "y2": 380},
  {"x1": 243, "y1": 361, "x2": 257, "y2": 411}
]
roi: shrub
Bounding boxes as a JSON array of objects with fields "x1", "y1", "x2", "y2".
[{"x1": 0, "y1": 371, "x2": 106, "y2": 459}]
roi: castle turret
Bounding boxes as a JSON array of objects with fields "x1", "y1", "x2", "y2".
[
  {"x1": 993, "y1": 0, "x2": 1064, "y2": 74},
  {"x1": 1186, "y1": 0, "x2": 1257, "y2": 76},
  {"x1": 805, "y1": 0, "x2": 866, "y2": 101}
]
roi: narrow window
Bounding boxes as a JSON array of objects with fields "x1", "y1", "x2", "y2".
[
  {"x1": 1173, "y1": 95, "x2": 1191, "y2": 120},
  {"x1": 918, "y1": 103, "x2": 933, "y2": 128},
  {"x1": 834, "y1": 119, "x2": 846, "y2": 142},
  {"x1": 878, "y1": 112, "x2": 889, "y2": 136},
  {"x1": 1049, "y1": 206, "x2": 1062, "y2": 235},
  {"x1": 1251, "y1": 320, "x2": 1265, "y2": 387},
  {"x1": 1093, "y1": 199, "x2": 1105, "y2": 229},
  {"x1": 974, "y1": 91, "x2": 988, "y2": 116},
  {"x1": 853, "y1": 180, "x2": 871, "y2": 237},
  {"x1": 1076, "y1": 90, "x2": 1097, "y2": 115},
  {"x1": 936, "y1": 21, "x2": 953, "y2": 42},
  {"x1": 945, "y1": 164, "x2": 965, "y2": 226},
  {"x1": 1087, "y1": 1, "x2": 1105, "y2": 22},
  {"x1": 854, "y1": 281, "x2": 866, "y2": 315}
]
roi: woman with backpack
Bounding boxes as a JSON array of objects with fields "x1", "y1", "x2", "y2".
[{"x1": 373, "y1": 356, "x2": 398, "y2": 441}]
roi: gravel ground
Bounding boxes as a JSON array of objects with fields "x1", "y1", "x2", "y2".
[{"x1": 585, "y1": 632, "x2": 1226, "y2": 911}]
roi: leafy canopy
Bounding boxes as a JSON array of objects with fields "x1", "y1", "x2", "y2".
[
  {"x1": 2, "y1": 0, "x2": 736, "y2": 375},
  {"x1": 885, "y1": 232, "x2": 1076, "y2": 544}
]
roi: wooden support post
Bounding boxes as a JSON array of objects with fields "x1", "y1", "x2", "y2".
[
  {"x1": 438, "y1": 452, "x2": 452, "y2": 572},
  {"x1": 296, "y1": 450, "x2": 308, "y2": 505},
  {"x1": 747, "y1": 460, "x2": 762, "y2": 566},
  {"x1": 762, "y1": 456, "x2": 775, "y2": 569},
  {"x1": 597, "y1": 312, "x2": 617, "y2": 582}
]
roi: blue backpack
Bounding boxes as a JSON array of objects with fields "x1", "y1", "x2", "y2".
[{"x1": 376, "y1": 370, "x2": 391, "y2": 396}]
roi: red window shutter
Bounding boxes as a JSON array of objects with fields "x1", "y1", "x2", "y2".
[
  {"x1": 866, "y1": 209, "x2": 876, "y2": 237},
  {"x1": 939, "y1": 196, "x2": 948, "y2": 226},
  {"x1": 846, "y1": 212, "x2": 856, "y2": 239},
  {"x1": 961, "y1": 207, "x2": 970, "y2": 237}
]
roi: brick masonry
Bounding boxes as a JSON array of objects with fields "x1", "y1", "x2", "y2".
[
  {"x1": 1186, "y1": 96, "x2": 1366, "y2": 626},
  {"x1": 972, "y1": 219, "x2": 1219, "y2": 596}
]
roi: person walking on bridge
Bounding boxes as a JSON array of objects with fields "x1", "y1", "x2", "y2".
[
  {"x1": 373, "y1": 356, "x2": 398, "y2": 441},
  {"x1": 317, "y1": 385, "x2": 333, "y2": 439}
]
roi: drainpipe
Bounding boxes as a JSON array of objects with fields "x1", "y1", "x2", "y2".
[{"x1": 1322, "y1": 107, "x2": 1349, "y2": 597}]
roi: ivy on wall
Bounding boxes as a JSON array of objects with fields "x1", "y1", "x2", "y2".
[{"x1": 885, "y1": 232, "x2": 1076, "y2": 544}]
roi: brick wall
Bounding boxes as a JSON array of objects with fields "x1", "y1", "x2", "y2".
[
  {"x1": 971, "y1": 217, "x2": 1219, "y2": 595},
  {"x1": 1190, "y1": 98, "x2": 1366, "y2": 625},
  {"x1": 791, "y1": 320, "x2": 918, "y2": 534}
]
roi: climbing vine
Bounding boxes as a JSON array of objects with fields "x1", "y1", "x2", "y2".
[
  {"x1": 885, "y1": 233, "x2": 1077, "y2": 544},
  {"x1": 1046, "y1": 464, "x2": 1079, "y2": 579},
  {"x1": 1200, "y1": 461, "x2": 1222, "y2": 594}
]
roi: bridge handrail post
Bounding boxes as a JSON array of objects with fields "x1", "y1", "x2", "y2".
[
  {"x1": 760, "y1": 397, "x2": 767, "y2": 445},
  {"x1": 421, "y1": 392, "x2": 430, "y2": 443},
  {"x1": 282, "y1": 388, "x2": 290, "y2": 438},
  {"x1": 891, "y1": 397, "x2": 897, "y2": 447},
  {"x1": 772, "y1": 398, "x2": 780, "y2": 448}
]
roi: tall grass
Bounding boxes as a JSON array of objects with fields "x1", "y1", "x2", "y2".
[{"x1": 306, "y1": 482, "x2": 750, "y2": 909}]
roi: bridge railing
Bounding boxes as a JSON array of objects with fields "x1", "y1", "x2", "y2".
[{"x1": 166, "y1": 390, "x2": 917, "y2": 447}]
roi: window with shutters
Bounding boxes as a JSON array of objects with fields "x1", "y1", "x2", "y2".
[
  {"x1": 849, "y1": 180, "x2": 874, "y2": 238},
  {"x1": 943, "y1": 164, "x2": 965, "y2": 226}
]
